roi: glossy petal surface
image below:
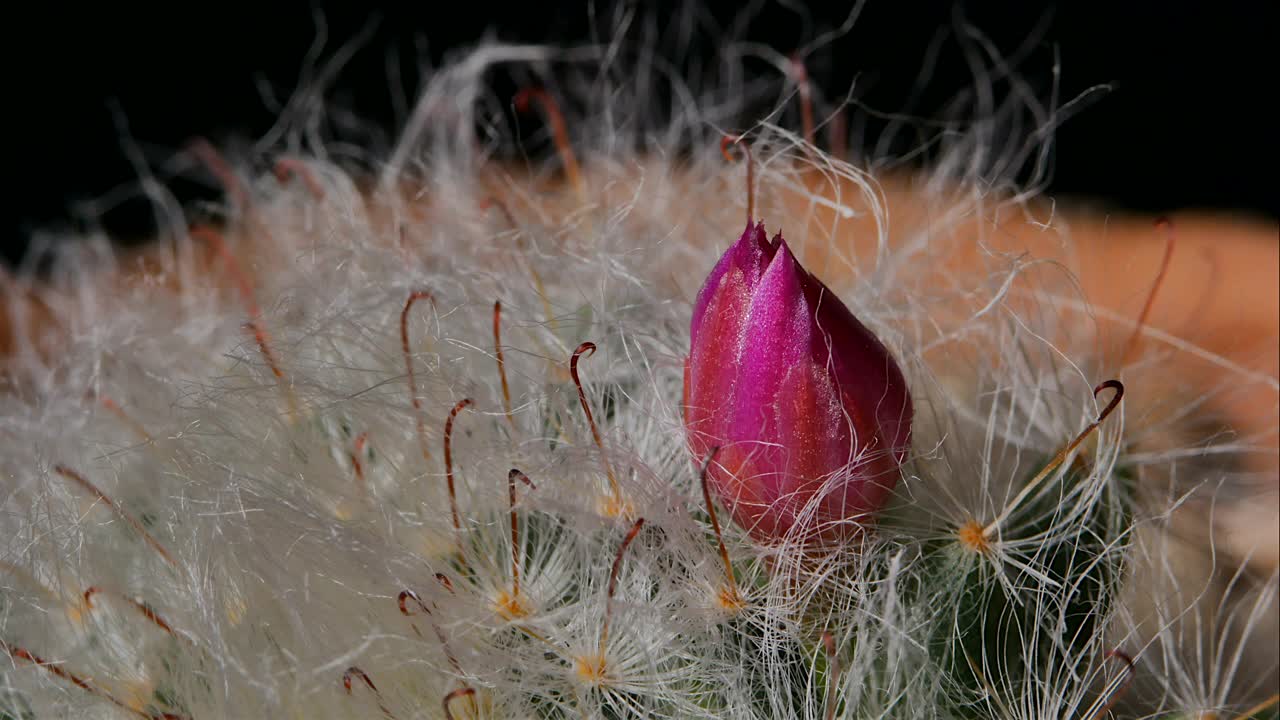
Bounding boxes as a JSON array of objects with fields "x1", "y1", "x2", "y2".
[{"x1": 685, "y1": 224, "x2": 912, "y2": 544}]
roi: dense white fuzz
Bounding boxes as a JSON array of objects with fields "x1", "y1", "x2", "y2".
[{"x1": 2, "y1": 16, "x2": 1276, "y2": 720}]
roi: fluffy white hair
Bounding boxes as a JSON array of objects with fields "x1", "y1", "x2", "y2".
[{"x1": 1, "y1": 10, "x2": 1276, "y2": 720}]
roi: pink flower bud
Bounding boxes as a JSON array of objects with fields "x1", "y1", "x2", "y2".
[{"x1": 684, "y1": 221, "x2": 913, "y2": 545}]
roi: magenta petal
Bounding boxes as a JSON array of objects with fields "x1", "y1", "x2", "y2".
[
  {"x1": 773, "y1": 359, "x2": 857, "y2": 535},
  {"x1": 727, "y1": 242, "x2": 854, "y2": 518},
  {"x1": 684, "y1": 222, "x2": 913, "y2": 546},
  {"x1": 684, "y1": 226, "x2": 773, "y2": 449},
  {"x1": 729, "y1": 239, "x2": 817, "y2": 439},
  {"x1": 685, "y1": 270, "x2": 752, "y2": 448},
  {"x1": 809, "y1": 276, "x2": 914, "y2": 464},
  {"x1": 690, "y1": 221, "x2": 775, "y2": 340}
]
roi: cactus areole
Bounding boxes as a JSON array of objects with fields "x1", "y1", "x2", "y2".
[{"x1": 683, "y1": 221, "x2": 913, "y2": 545}]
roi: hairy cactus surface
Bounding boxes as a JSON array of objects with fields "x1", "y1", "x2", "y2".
[{"x1": 1, "y1": 13, "x2": 1277, "y2": 720}]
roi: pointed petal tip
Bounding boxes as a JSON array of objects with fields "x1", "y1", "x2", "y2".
[
  {"x1": 765, "y1": 233, "x2": 802, "y2": 279},
  {"x1": 744, "y1": 220, "x2": 770, "y2": 250}
]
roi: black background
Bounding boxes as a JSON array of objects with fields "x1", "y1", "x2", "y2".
[{"x1": 6, "y1": 1, "x2": 1276, "y2": 267}]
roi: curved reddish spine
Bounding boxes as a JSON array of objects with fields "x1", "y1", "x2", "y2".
[
  {"x1": 507, "y1": 469, "x2": 537, "y2": 597},
  {"x1": 600, "y1": 518, "x2": 645, "y2": 653},
  {"x1": 789, "y1": 53, "x2": 816, "y2": 146},
  {"x1": 342, "y1": 666, "x2": 398, "y2": 719},
  {"x1": 698, "y1": 448, "x2": 740, "y2": 605},
  {"x1": 442, "y1": 687, "x2": 477, "y2": 720},
  {"x1": 514, "y1": 86, "x2": 584, "y2": 197},
  {"x1": 400, "y1": 290, "x2": 436, "y2": 461},
  {"x1": 187, "y1": 138, "x2": 250, "y2": 211},
  {"x1": 349, "y1": 431, "x2": 369, "y2": 495},
  {"x1": 53, "y1": 465, "x2": 176, "y2": 567},
  {"x1": 570, "y1": 342, "x2": 621, "y2": 505},
  {"x1": 83, "y1": 586, "x2": 183, "y2": 641},
  {"x1": 1, "y1": 639, "x2": 188, "y2": 719},
  {"x1": 189, "y1": 226, "x2": 295, "y2": 416},
  {"x1": 1088, "y1": 649, "x2": 1136, "y2": 720},
  {"x1": 1121, "y1": 218, "x2": 1177, "y2": 365},
  {"x1": 443, "y1": 398, "x2": 474, "y2": 558},
  {"x1": 273, "y1": 156, "x2": 326, "y2": 201},
  {"x1": 494, "y1": 300, "x2": 515, "y2": 428},
  {"x1": 397, "y1": 589, "x2": 463, "y2": 674},
  {"x1": 983, "y1": 380, "x2": 1125, "y2": 537}
]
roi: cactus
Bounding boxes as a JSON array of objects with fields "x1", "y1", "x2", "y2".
[{"x1": 1, "y1": 16, "x2": 1276, "y2": 720}]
